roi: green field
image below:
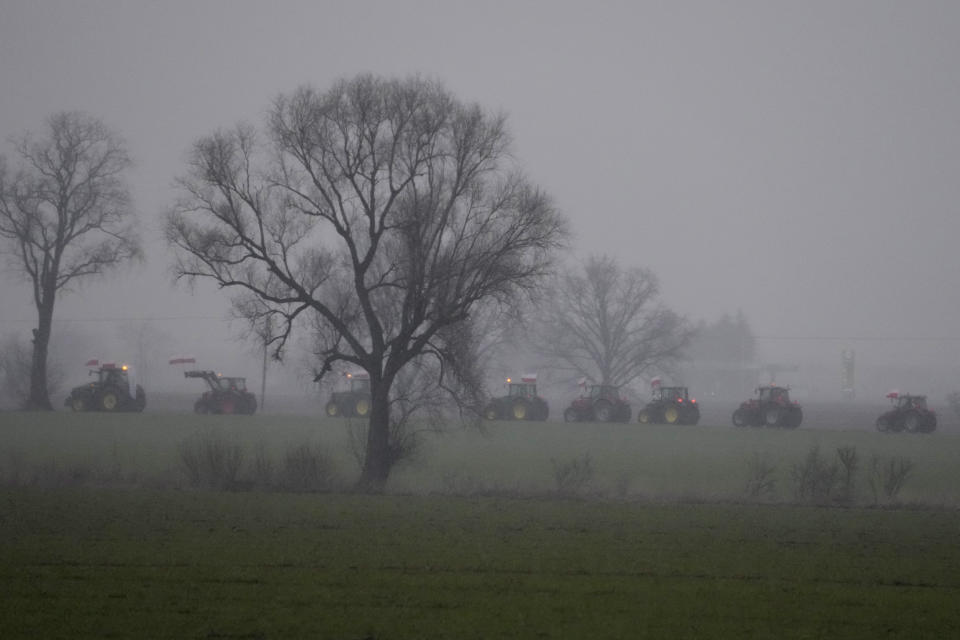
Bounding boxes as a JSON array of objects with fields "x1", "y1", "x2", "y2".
[
  {"x1": 2, "y1": 489, "x2": 960, "y2": 638},
  {"x1": 2, "y1": 411, "x2": 960, "y2": 638},
  {"x1": 2, "y1": 410, "x2": 959, "y2": 504}
]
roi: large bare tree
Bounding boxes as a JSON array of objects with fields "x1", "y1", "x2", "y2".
[
  {"x1": 166, "y1": 75, "x2": 566, "y2": 490},
  {"x1": 537, "y1": 255, "x2": 692, "y2": 387},
  {"x1": 0, "y1": 112, "x2": 141, "y2": 410}
]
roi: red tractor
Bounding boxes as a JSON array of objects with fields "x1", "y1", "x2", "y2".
[
  {"x1": 185, "y1": 370, "x2": 257, "y2": 415},
  {"x1": 483, "y1": 375, "x2": 549, "y2": 421},
  {"x1": 563, "y1": 384, "x2": 631, "y2": 423},
  {"x1": 732, "y1": 385, "x2": 803, "y2": 428},
  {"x1": 876, "y1": 391, "x2": 936, "y2": 434},
  {"x1": 637, "y1": 386, "x2": 700, "y2": 425}
]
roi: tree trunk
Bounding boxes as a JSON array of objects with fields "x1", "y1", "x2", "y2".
[
  {"x1": 26, "y1": 301, "x2": 54, "y2": 411},
  {"x1": 358, "y1": 377, "x2": 393, "y2": 492}
]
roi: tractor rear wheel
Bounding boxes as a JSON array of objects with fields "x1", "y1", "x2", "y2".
[
  {"x1": 684, "y1": 406, "x2": 701, "y2": 426},
  {"x1": 664, "y1": 405, "x2": 680, "y2": 424},
  {"x1": 512, "y1": 400, "x2": 528, "y2": 420},
  {"x1": 785, "y1": 407, "x2": 802, "y2": 428},
  {"x1": 732, "y1": 408, "x2": 749, "y2": 427},
  {"x1": 483, "y1": 405, "x2": 498, "y2": 421},
  {"x1": 325, "y1": 401, "x2": 340, "y2": 417},
  {"x1": 71, "y1": 396, "x2": 86, "y2": 412},
  {"x1": 637, "y1": 410, "x2": 651, "y2": 424},
  {"x1": 100, "y1": 389, "x2": 120, "y2": 412},
  {"x1": 195, "y1": 399, "x2": 208, "y2": 414},
  {"x1": 355, "y1": 398, "x2": 370, "y2": 417},
  {"x1": 763, "y1": 406, "x2": 781, "y2": 427},
  {"x1": 595, "y1": 401, "x2": 613, "y2": 423},
  {"x1": 876, "y1": 416, "x2": 890, "y2": 432},
  {"x1": 903, "y1": 411, "x2": 921, "y2": 433}
]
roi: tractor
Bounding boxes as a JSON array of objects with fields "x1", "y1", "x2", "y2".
[
  {"x1": 732, "y1": 385, "x2": 802, "y2": 428},
  {"x1": 64, "y1": 361, "x2": 146, "y2": 412},
  {"x1": 483, "y1": 375, "x2": 549, "y2": 421},
  {"x1": 876, "y1": 392, "x2": 936, "y2": 433},
  {"x1": 185, "y1": 370, "x2": 257, "y2": 415},
  {"x1": 637, "y1": 386, "x2": 700, "y2": 425},
  {"x1": 563, "y1": 384, "x2": 631, "y2": 422},
  {"x1": 325, "y1": 372, "x2": 372, "y2": 418}
]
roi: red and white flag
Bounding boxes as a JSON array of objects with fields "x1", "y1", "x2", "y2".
[
  {"x1": 84, "y1": 358, "x2": 99, "y2": 367},
  {"x1": 169, "y1": 355, "x2": 196, "y2": 365}
]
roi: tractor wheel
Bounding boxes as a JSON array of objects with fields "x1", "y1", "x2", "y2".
[
  {"x1": 663, "y1": 405, "x2": 680, "y2": 424},
  {"x1": 325, "y1": 401, "x2": 340, "y2": 417},
  {"x1": 732, "y1": 408, "x2": 749, "y2": 427},
  {"x1": 564, "y1": 408, "x2": 577, "y2": 423},
  {"x1": 763, "y1": 406, "x2": 781, "y2": 427},
  {"x1": 924, "y1": 414, "x2": 937, "y2": 433},
  {"x1": 637, "y1": 410, "x2": 651, "y2": 424},
  {"x1": 685, "y1": 406, "x2": 701, "y2": 426},
  {"x1": 134, "y1": 386, "x2": 146, "y2": 412},
  {"x1": 595, "y1": 401, "x2": 613, "y2": 423},
  {"x1": 100, "y1": 389, "x2": 120, "y2": 412},
  {"x1": 355, "y1": 398, "x2": 370, "y2": 417},
  {"x1": 512, "y1": 400, "x2": 528, "y2": 420},
  {"x1": 786, "y1": 407, "x2": 802, "y2": 429},
  {"x1": 245, "y1": 396, "x2": 258, "y2": 415},
  {"x1": 903, "y1": 411, "x2": 921, "y2": 433},
  {"x1": 876, "y1": 416, "x2": 890, "y2": 433},
  {"x1": 194, "y1": 399, "x2": 208, "y2": 414},
  {"x1": 483, "y1": 405, "x2": 499, "y2": 421},
  {"x1": 70, "y1": 396, "x2": 86, "y2": 412}
]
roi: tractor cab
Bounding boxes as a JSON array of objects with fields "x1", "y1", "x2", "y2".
[
  {"x1": 758, "y1": 385, "x2": 790, "y2": 404},
  {"x1": 589, "y1": 384, "x2": 620, "y2": 400},
  {"x1": 219, "y1": 376, "x2": 247, "y2": 392},
  {"x1": 656, "y1": 386, "x2": 691, "y2": 403},
  {"x1": 345, "y1": 372, "x2": 370, "y2": 393},
  {"x1": 95, "y1": 363, "x2": 133, "y2": 395},
  {"x1": 506, "y1": 376, "x2": 538, "y2": 398},
  {"x1": 896, "y1": 394, "x2": 927, "y2": 410}
]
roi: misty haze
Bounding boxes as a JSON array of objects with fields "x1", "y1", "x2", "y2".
[{"x1": 2, "y1": 2, "x2": 960, "y2": 638}]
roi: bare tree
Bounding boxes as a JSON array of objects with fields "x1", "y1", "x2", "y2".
[
  {"x1": 0, "y1": 112, "x2": 141, "y2": 409},
  {"x1": 537, "y1": 255, "x2": 692, "y2": 386},
  {"x1": 166, "y1": 75, "x2": 567, "y2": 490}
]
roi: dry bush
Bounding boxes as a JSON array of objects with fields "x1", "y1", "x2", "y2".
[
  {"x1": 551, "y1": 453, "x2": 594, "y2": 497},
  {"x1": 744, "y1": 453, "x2": 777, "y2": 499},
  {"x1": 280, "y1": 442, "x2": 336, "y2": 492},
  {"x1": 791, "y1": 445, "x2": 838, "y2": 504},
  {"x1": 869, "y1": 455, "x2": 914, "y2": 504},
  {"x1": 177, "y1": 431, "x2": 244, "y2": 490}
]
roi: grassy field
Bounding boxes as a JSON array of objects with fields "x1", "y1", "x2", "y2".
[
  {"x1": 2, "y1": 411, "x2": 960, "y2": 637},
  {"x1": 2, "y1": 488, "x2": 960, "y2": 638},
  {"x1": 1, "y1": 409, "x2": 960, "y2": 504}
]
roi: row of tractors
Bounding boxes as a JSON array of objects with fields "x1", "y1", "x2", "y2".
[
  {"x1": 62, "y1": 361, "x2": 938, "y2": 434},
  {"x1": 64, "y1": 360, "x2": 257, "y2": 415}
]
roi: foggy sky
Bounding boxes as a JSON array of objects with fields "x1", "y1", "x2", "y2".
[{"x1": 3, "y1": 0, "x2": 960, "y2": 391}]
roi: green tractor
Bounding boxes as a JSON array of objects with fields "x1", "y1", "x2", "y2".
[
  {"x1": 325, "y1": 372, "x2": 372, "y2": 418},
  {"x1": 64, "y1": 360, "x2": 146, "y2": 413},
  {"x1": 637, "y1": 385, "x2": 700, "y2": 425},
  {"x1": 483, "y1": 375, "x2": 549, "y2": 421},
  {"x1": 185, "y1": 370, "x2": 257, "y2": 415}
]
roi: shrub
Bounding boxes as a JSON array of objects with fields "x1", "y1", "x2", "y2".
[
  {"x1": 791, "y1": 445, "x2": 838, "y2": 504},
  {"x1": 869, "y1": 455, "x2": 914, "y2": 504},
  {"x1": 744, "y1": 453, "x2": 777, "y2": 499},
  {"x1": 178, "y1": 431, "x2": 244, "y2": 490},
  {"x1": 551, "y1": 453, "x2": 594, "y2": 497},
  {"x1": 280, "y1": 443, "x2": 336, "y2": 492},
  {"x1": 836, "y1": 446, "x2": 858, "y2": 503}
]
